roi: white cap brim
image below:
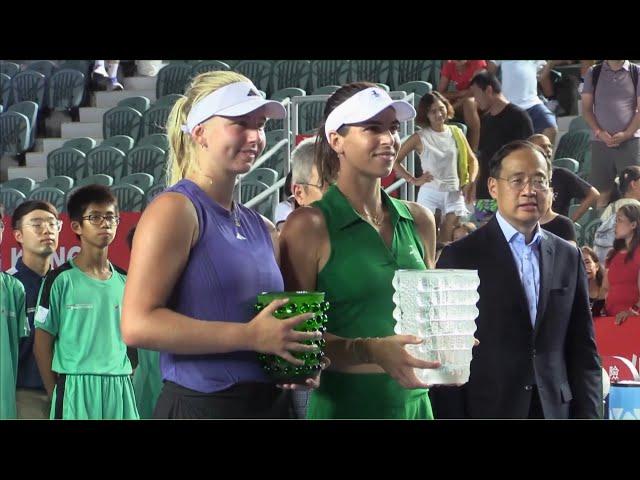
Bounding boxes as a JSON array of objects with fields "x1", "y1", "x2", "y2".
[
  {"x1": 182, "y1": 81, "x2": 285, "y2": 134},
  {"x1": 216, "y1": 97, "x2": 285, "y2": 119},
  {"x1": 324, "y1": 87, "x2": 416, "y2": 141}
]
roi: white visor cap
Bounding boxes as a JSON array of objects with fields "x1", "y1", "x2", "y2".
[
  {"x1": 182, "y1": 81, "x2": 286, "y2": 134},
  {"x1": 324, "y1": 87, "x2": 416, "y2": 142}
]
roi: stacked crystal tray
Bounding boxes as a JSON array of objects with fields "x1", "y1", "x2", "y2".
[
  {"x1": 254, "y1": 291, "x2": 329, "y2": 383},
  {"x1": 392, "y1": 269, "x2": 479, "y2": 385}
]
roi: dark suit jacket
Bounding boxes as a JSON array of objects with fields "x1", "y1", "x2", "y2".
[{"x1": 430, "y1": 216, "x2": 602, "y2": 419}]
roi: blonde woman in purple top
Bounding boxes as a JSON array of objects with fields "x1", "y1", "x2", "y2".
[{"x1": 121, "y1": 71, "x2": 323, "y2": 419}]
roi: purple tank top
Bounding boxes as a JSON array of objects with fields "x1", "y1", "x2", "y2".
[{"x1": 160, "y1": 179, "x2": 284, "y2": 393}]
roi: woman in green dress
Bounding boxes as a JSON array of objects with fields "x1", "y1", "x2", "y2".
[{"x1": 279, "y1": 82, "x2": 441, "y2": 419}]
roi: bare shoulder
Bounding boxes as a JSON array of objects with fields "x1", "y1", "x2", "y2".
[
  {"x1": 259, "y1": 214, "x2": 277, "y2": 235},
  {"x1": 281, "y1": 205, "x2": 327, "y2": 236},
  {"x1": 280, "y1": 205, "x2": 329, "y2": 250},
  {"x1": 146, "y1": 191, "x2": 196, "y2": 218},
  {"x1": 139, "y1": 191, "x2": 198, "y2": 245},
  {"x1": 403, "y1": 201, "x2": 436, "y2": 227}
]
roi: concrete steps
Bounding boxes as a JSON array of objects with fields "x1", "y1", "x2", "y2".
[
  {"x1": 93, "y1": 89, "x2": 156, "y2": 108},
  {"x1": 79, "y1": 107, "x2": 109, "y2": 123},
  {"x1": 61, "y1": 122, "x2": 103, "y2": 139},
  {"x1": 8, "y1": 166, "x2": 47, "y2": 181}
]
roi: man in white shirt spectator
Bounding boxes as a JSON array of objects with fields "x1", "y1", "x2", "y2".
[{"x1": 488, "y1": 60, "x2": 558, "y2": 145}]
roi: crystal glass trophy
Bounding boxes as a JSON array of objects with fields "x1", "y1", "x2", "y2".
[
  {"x1": 392, "y1": 270, "x2": 479, "y2": 385},
  {"x1": 254, "y1": 291, "x2": 329, "y2": 383}
]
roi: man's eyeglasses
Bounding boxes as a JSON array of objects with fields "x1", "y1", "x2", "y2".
[
  {"x1": 495, "y1": 176, "x2": 550, "y2": 192},
  {"x1": 297, "y1": 182, "x2": 323, "y2": 190},
  {"x1": 82, "y1": 214, "x2": 120, "y2": 226},
  {"x1": 22, "y1": 219, "x2": 63, "y2": 233}
]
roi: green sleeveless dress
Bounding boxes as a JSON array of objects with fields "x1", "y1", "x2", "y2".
[{"x1": 307, "y1": 185, "x2": 433, "y2": 419}]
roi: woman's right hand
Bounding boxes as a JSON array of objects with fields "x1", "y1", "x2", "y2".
[
  {"x1": 369, "y1": 335, "x2": 441, "y2": 389},
  {"x1": 247, "y1": 298, "x2": 322, "y2": 365}
]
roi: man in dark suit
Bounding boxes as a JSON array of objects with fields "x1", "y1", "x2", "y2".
[{"x1": 431, "y1": 140, "x2": 602, "y2": 419}]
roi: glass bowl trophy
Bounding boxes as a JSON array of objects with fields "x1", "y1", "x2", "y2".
[
  {"x1": 392, "y1": 270, "x2": 479, "y2": 385},
  {"x1": 254, "y1": 292, "x2": 329, "y2": 383}
]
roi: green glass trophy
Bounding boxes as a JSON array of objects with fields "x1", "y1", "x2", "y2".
[{"x1": 255, "y1": 291, "x2": 329, "y2": 383}]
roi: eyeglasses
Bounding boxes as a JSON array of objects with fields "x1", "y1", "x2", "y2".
[
  {"x1": 496, "y1": 176, "x2": 550, "y2": 192},
  {"x1": 22, "y1": 219, "x2": 63, "y2": 233},
  {"x1": 297, "y1": 182, "x2": 323, "y2": 190},
  {"x1": 81, "y1": 214, "x2": 120, "y2": 226}
]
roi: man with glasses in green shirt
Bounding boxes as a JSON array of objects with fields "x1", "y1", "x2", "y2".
[
  {"x1": 8, "y1": 201, "x2": 62, "y2": 419},
  {"x1": 0, "y1": 206, "x2": 29, "y2": 419},
  {"x1": 34, "y1": 185, "x2": 139, "y2": 419}
]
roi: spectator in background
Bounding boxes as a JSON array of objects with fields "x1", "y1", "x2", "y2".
[
  {"x1": 470, "y1": 72, "x2": 534, "y2": 219},
  {"x1": 488, "y1": 61, "x2": 558, "y2": 144},
  {"x1": 438, "y1": 60, "x2": 487, "y2": 152},
  {"x1": 452, "y1": 221, "x2": 476, "y2": 242},
  {"x1": 581, "y1": 246, "x2": 606, "y2": 317},
  {"x1": 92, "y1": 60, "x2": 123, "y2": 91},
  {"x1": 274, "y1": 172, "x2": 296, "y2": 231},
  {"x1": 393, "y1": 91, "x2": 478, "y2": 242},
  {"x1": 604, "y1": 203, "x2": 640, "y2": 324},
  {"x1": 274, "y1": 137, "x2": 328, "y2": 232},
  {"x1": 539, "y1": 181, "x2": 577, "y2": 245},
  {"x1": 581, "y1": 60, "x2": 640, "y2": 207},
  {"x1": 529, "y1": 133, "x2": 601, "y2": 221},
  {"x1": 594, "y1": 166, "x2": 640, "y2": 264}
]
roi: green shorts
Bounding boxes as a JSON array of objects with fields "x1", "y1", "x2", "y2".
[
  {"x1": 51, "y1": 374, "x2": 139, "y2": 420},
  {"x1": 307, "y1": 370, "x2": 433, "y2": 419}
]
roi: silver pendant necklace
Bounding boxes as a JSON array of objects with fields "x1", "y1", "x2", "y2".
[{"x1": 231, "y1": 202, "x2": 246, "y2": 240}]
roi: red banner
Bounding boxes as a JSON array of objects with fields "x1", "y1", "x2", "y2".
[
  {"x1": 594, "y1": 316, "x2": 640, "y2": 381},
  {"x1": 0, "y1": 212, "x2": 141, "y2": 272}
]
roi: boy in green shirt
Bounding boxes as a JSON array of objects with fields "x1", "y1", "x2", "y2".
[
  {"x1": 0, "y1": 206, "x2": 29, "y2": 419},
  {"x1": 33, "y1": 185, "x2": 139, "y2": 419}
]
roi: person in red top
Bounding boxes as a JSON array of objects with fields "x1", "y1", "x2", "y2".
[
  {"x1": 438, "y1": 60, "x2": 488, "y2": 152},
  {"x1": 604, "y1": 203, "x2": 640, "y2": 324}
]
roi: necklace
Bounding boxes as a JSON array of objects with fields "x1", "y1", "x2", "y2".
[
  {"x1": 230, "y1": 201, "x2": 246, "y2": 240},
  {"x1": 196, "y1": 171, "x2": 245, "y2": 239},
  {"x1": 355, "y1": 206, "x2": 383, "y2": 227}
]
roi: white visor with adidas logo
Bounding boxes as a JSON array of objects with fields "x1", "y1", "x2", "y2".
[
  {"x1": 182, "y1": 81, "x2": 286, "y2": 134},
  {"x1": 324, "y1": 87, "x2": 416, "y2": 142}
]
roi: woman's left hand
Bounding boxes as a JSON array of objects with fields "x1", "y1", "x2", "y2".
[
  {"x1": 277, "y1": 356, "x2": 331, "y2": 390},
  {"x1": 615, "y1": 310, "x2": 634, "y2": 326}
]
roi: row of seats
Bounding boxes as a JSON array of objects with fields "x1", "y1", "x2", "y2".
[
  {"x1": 0, "y1": 60, "x2": 88, "y2": 113},
  {"x1": 102, "y1": 94, "x2": 182, "y2": 141},
  {"x1": 47, "y1": 142, "x2": 167, "y2": 183},
  {"x1": 156, "y1": 59, "x2": 442, "y2": 99},
  {"x1": 0, "y1": 173, "x2": 165, "y2": 214}
]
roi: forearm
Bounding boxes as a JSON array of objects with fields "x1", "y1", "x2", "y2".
[
  {"x1": 571, "y1": 198, "x2": 596, "y2": 222},
  {"x1": 393, "y1": 161, "x2": 416, "y2": 183},
  {"x1": 324, "y1": 333, "x2": 381, "y2": 369},
  {"x1": 33, "y1": 335, "x2": 57, "y2": 398},
  {"x1": 623, "y1": 110, "x2": 640, "y2": 137},
  {"x1": 121, "y1": 307, "x2": 253, "y2": 354},
  {"x1": 581, "y1": 103, "x2": 601, "y2": 133},
  {"x1": 467, "y1": 152, "x2": 479, "y2": 182}
]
